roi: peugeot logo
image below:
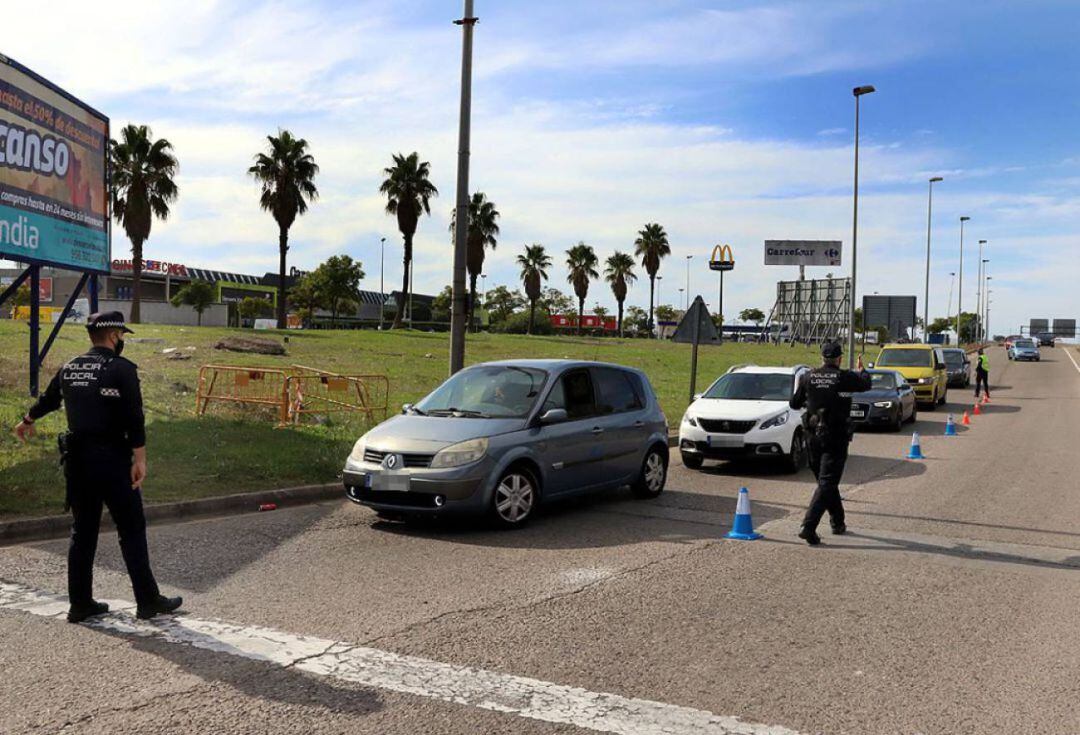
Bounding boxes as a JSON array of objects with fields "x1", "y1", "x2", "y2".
[
  {"x1": 382, "y1": 454, "x2": 401, "y2": 470},
  {"x1": 721, "y1": 421, "x2": 731, "y2": 431}
]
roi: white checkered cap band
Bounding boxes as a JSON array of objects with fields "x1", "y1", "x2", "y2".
[{"x1": 92, "y1": 320, "x2": 125, "y2": 328}]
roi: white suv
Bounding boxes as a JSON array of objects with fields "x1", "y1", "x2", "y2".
[{"x1": 678, "y1": 365, "x2": 810, "y2": 472}]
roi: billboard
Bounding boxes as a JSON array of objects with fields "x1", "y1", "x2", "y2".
[
  {"x1": 1029, "y1": 319, "x2": 1049, "y2": 336},
  {"x1": 863, "y1": 295, "x2": 917, "y2": 340},
  {"x1": 1052, "y1": 319, "x2": 1076, "y2": 338},
  {"x1": 709, "y1": 244, "x2": 734, "y2": 272},
  {"x1": 764, "y1": 240, "x2": 842, "y2": 267},
  {"x1": 549, "y1": 314, "x2": 617, "y2": 331},
  {"x1": 0, "y1": 56, "x2": 109, "y2": 273}
]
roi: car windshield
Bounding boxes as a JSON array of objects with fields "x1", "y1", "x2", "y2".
[
  {"x1": 1015, "y1": 339, "x2": 1035, "y2": 348},
  {"x1": 877, "y1": 349, "x2": 932, "y2": 368},
  {"x1": 869, "y1": 373, "x2": 897, "y2": 390},
  {"x1": 943, "y1": 352, "x2": 966, "y2": 367},
  {"x1": 416, "y1": 365, "x2": 547, "y2": 418},
  {"x1": 703, "y1": 372, "x2": 793, "y2": 401}
]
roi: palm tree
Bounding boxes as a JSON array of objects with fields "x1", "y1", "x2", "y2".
[
  {"x1": 517, "y1": 244, "x2": 552, "y2": 334},
  {"x1": 248, "y1": 130, "x2": 319, "y2": 328},
  {"x1": 379, "y1": 152, "x2": 438, "y2": 329},
  {"x1": 604, "y1": 251, "x2": 637, "y2": 337},
  {"x1": 450, "y1": 192, "x2": 500, "y2": 331},
  {"x1": 565, "y1": 242, "x2": 599, "y2": 336},
  {"x1": 109, "y1": 124, "x2": 179, "y2": 324},
  {"x1": 633, "y1": 223, "x2": 671, "y2": 336}
]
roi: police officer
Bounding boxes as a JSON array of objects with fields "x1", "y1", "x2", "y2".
[
  {"x1": 974, "y1": 347, "x2": 990, "y2": 399},
  {"x1": 14, "y1": 311, "x2": 182, "y2": 623},
  {"x1": 789, "y1": 341, "x2": 871, "y2": 545}
]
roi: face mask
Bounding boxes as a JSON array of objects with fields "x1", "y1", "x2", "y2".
[{"x1": 114, "y1": 338, "x2": 125, "y2": 357}]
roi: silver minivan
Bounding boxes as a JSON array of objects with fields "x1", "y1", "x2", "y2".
[{"x1": 342, "y1": 360, "x2": 670, "y2": 527}]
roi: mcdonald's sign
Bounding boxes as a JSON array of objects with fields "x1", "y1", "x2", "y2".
[{"x1": 709, "y1": 244, "x2": 735, "y2": 272}]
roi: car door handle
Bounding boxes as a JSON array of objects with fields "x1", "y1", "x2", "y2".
[
  {"x1": 591, "y1": 426, "x2": 604, "y2": 435},
  {"x1": 633, "y1": 421, "x2": 645, "y2": 428}
]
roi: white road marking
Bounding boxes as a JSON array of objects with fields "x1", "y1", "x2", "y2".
[
  {"x1": 0, "y1": 580, "x2": 800, "y2": 735},
  {"x1": 1064, "y1": 346, "x2": 1080, "y2": 376}
]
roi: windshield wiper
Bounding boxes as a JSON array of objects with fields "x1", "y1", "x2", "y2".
[{"x1": 425, "y1": 407, "x2": 491, "y2": 418}]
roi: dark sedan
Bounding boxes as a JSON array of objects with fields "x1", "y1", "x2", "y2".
[
  {"x1": 941, "y1": 348, "x2": 971, "y2": 387},
  {"x1": 849, "y1": 370, "x2": 918, "y2": 431}
]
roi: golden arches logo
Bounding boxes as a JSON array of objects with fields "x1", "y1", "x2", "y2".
[{"x1": 709, "y1": 244, "x2": 734, "y2": 271}]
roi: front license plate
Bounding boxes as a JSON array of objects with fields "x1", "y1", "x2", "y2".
[
  {"x1": 707, "y1": 435, "x2": 744, "y2": 448},
  {"x1": 373, "y1": 473, "x2": 409, "y2": 492},
  {"x1": 850, "y1": 409, "x2": 865, "y2": 418}
]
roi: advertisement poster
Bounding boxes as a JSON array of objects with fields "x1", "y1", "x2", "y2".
[{"x1": 0, "y1": 56, "x2": 109, "y2": 272}]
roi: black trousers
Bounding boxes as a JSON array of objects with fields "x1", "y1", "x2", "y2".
[
  {"x1": 66, "y1": 451, "x2": 160, "y2": 607},
  {"x1": 803, "y1": 436, "x2": 849, "y2": 532},
  {"x1": 975, "y1": 369, "x2": 990, "y2": 397}
]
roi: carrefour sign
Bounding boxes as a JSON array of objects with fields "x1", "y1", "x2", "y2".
[{"x1": 764, "y1": 240, "x2": 842, "y2": 267}]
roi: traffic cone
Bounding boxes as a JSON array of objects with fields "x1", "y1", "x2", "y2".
[
  {"x1": 962, "y1": 411, "x2": 971, "y2": 426},
  {"x1": 983, "y1": 394, "x2": 991, "y2": 404},
  {"x1": 944, "y1": 414, "x2": 957, "y2": 436},
  {"x1": 906, "y1": 432, "x2": 925, "y2": 459},
  {"x1": 973, "y1": 401, "x2": 982, "y2": 415},
  {"x1": 726, "y1": 487, "x2": 763, "y2": 540}
]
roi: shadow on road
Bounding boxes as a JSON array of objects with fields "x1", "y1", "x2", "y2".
[{"x1": 827, "y1": 531, "x2": 1080, "y2": 573}]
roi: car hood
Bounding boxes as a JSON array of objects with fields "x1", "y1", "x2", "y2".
[
  {"x1": 852, "y1": 388, "x2": 898, "y2": 401},
  {"x1": 360, "y1": 414, "x2": 525, "y2": 453},
  {"x1": 689, "y1": 399, "x2": 795, "y2": 420},
  {"x1": 881, "y1": 366, "x2": 935, "y2": 379}
]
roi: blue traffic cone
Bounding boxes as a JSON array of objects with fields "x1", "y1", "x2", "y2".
[
  {"x1": 906, "y1": 432, "x2": 924, "y2": 459},
  {"x1": 944, "y1": 414, "x2": 957, "y2": 436},
  {"x1": 726, "y1": 487, "x2": 763, "y2": 540}
]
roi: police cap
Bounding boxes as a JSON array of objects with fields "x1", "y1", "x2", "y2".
[
  {"x1": 821, "y1": 341, "x2": 843, "y2": 359},
  {"x1": 87, "y1": 311, "x2": 134, "y2": 334}
]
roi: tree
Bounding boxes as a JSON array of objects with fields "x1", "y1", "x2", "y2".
[
  {"x1": 593, "y1": 304, "x2": 609, "y2": 321},
  {"x1": 311, "y1": 255, "x2": 364, "y2": 327},
  {"x1": 379, "y1": 152, "x2": 438, "y2": 329},
  {"x1": 110, "y1": 124, "x2": 179, "y2": 324},
  {"x1": 957, "y1": 311, "x2": 982, "y2": 344},
  {"x1": 565, "y1": 242, "x2": 599, "y2": 336},
  {"x1": 604, "y1": 251, "x2": 637, "y2": 337},
  {"x1": 451, "y1": 192, "x2": 500, "y2": 331},
  {"x1": 739, "y1": 307, "x2": 765, "y2": 325},
  {"x1": 655, "y1": 304, "x2": 677, "y2": 323},
  {"x1": 249, "y1": 130, "x2": 319, "y2": 328},
  {"x1": 927, "y1": 316, "x2": 952, "y2": 335},
  {"x1": 541, "y1": 287, "x2": 574, "y2": 317},
  {"x1": 287, "y1": 274, "x2": 325, "y2": 327},
  {"x1": 237, "y1": 296, "x2": 275, "y2": 325},
  {"x1": 633, "y1": 223, "x2": 670, "y2": 336},
  {"x1": 484, "y1": 285, "x2": 525, "y2": 325},
  {"x1": 517, "y1": 243, "x2": 552, "y2": 335},
  {"x1": 7, "y1": 283, "x2": 31, "y2": 317},
  {"x1": 625, "y1": 305, "x2": 649, "y2": 335},
  {"x1": 169, "y1": 281, "x2": 215, "y2": 326},
  {"x1": 431, "y1": 285, "x2": 453, "y2": 322}
]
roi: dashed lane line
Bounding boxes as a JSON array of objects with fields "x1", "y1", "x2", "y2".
[{"x1": 0, "y1": 580, "x2": 800, "y2": 735}]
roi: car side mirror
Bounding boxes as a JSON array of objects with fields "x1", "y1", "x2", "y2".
[
  {"x1": 402, "y1": 403, "x2": 414, "y2": 414},
  {"x1": 538, "y1": 408, "x2": 568, "y2": 425}
]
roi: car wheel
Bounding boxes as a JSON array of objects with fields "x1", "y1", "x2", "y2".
[
  {"x1": 489, "y1": 467, "x2": 538, "y2": 528},
  {"x1": 680, "y1": 452, "x2": 704, "y2": 470},
  {"x1": 891, "y1": 408, "x2": 904, "y2": 432},
  {"x1": 908, "y1": 402, "x2": 918, "y2": 424},
  {"x1": 938, "y1": 387, "x2": 947, "y2": 405},
  {"x1": 784, "y1": 430, "x2": 807, "y2": 473},
  {"x1": 632, "y1": 447, "x2": 667, "y2": 498}
]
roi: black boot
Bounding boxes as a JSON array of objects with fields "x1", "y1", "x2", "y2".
[
  {"x1": 68, "y1": 600, "x2": 109, "y2": 623},
  {"x1": 798, "y1": 527, "x2": 821, "y2": 546},
  {"x1": 832, "y1": 523, "x2": 847, "y2": 535},
  {"x1": 136, "y1": 595, "x2": 183, "y2": 620}
]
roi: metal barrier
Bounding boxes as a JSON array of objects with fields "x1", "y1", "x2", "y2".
[
  {"x1": 194, "y1": 364, "x2": 389, "y2": 426},
  {"x1": 287, "y1": 366, "x2": 389, "y2": 425},
  {"x1": 196, "y1": 365, "x2": 292, "y2": 424}
]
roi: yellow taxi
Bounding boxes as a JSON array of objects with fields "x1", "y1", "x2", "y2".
[{"x1": 871, "y1": 344, "x2": 949, "y2": 407}]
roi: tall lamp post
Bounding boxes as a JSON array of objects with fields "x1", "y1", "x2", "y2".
[
  {"x1": 976, "y1": 240, "x2": 987, "y2": 341},
  {"x1": 848, "y1": 84, "x2": 876, "y2": 367},
  {"x1": 685, "y1": 255, "x2": 693, "y2": 309},
  {"x1": 678, "y1": 288, "x2": 684, "y2": 312},
  {"x1": 955, "y1": 216, "x2": 970, "y2": 344},
  {"x1": 923, "y1": 176, "x2": 943, "y2": 342},
  {"x1": 449, "y1": 0, "x2": 478, "y2": 375},
  {"x1": 985, "y1": 288, "x2": 993, "y2": 340},
  {"x1": 984, "y1": 277, "x2": 993, "y2": 340},
  {"x1": 379, "y1": 236, "x2": 386, "y2": 329}
]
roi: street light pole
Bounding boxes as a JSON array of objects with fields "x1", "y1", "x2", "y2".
[
  {"x1": 685, "y1": 255, "x2": 693, "y2": 309},
  {"x1": 976, "y1": 241, "x2": 986, "y2": 341},
  {"x1": 956, "y1": 216, "x2": 970, "y2": 345},
  {"x1": 379, "y1": 236, "x2": 386, "y2": 329},
  {"x1": 449, "y1": 0, "x2": 477, "y2": 375},
  {"x1": 848, "y1": 84, "x2": 875, "y2": 368},
  {"x1": 923, "y1": 176, "x2": 943, "y2": 342}
]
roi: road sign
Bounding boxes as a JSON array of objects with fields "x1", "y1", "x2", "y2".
[
  {"x1": 1030, "y1": 319, "x2": 1049, "y2": 336},
  {"x1": 672, "y1": 296, "x2": 718, "y2": 345},
  {"x1": 1052, "y1": 319, "x2": 1076, "y2": 338},
  {"x1": 764, "y1": 240, "x2": 842, "y2": 267},
  {"x1": 709, "y1": 244, "x2": 735, "y2": 271},
  {"x1": 863, "y1": 295, "x2": 917, "y2": 340}
]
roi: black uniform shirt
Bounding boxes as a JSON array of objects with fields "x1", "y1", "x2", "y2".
[
  {"x1": 789, "y1": 365, "x2": 872, "y2": 438},
  {"x1": 27, "y1": 346, "x2": 146, "y2": 448}
]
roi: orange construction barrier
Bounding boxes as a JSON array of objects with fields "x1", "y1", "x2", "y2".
[
  {"x1": 286, "y1": 365, "x2": 389, "y2": 425},
  {"x1": 196, "y1": 364, "x2": 291, "y2": 423}
]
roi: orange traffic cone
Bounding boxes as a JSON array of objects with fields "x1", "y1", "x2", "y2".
[
  {"x1": 973, "y1": 401, "x2": 982, "y2": 416},
  {"x1": 962, "y1": 411, "x2": 971, "y2": 426}
]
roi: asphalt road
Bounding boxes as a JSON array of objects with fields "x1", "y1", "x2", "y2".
[{"x1": 2, "y1": 345, "x2": 1079, "y2": 734}]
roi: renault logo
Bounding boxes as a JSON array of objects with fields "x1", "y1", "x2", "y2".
[
  {"x1": 383, "y1": 454, "x2": 401, "y2": 470},
  {"x1": 709, "y1": 244, "x2": 735, "y2": 271}
]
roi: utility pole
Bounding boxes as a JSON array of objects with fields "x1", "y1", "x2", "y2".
[
  {"x1": 449, "y1": 0, "x2": 477, "y2": 375},
  {"x1": 956, "y1": 216, "x2": 970, "y2": 344},
  {"x1": 923, "y1": 176, "x2": 942, "y2": 342},
  {"x1": 848, "y1": 85, "x2": 875, "y2": 367},
  {"x1": 379, "y1": 236, "x2": 386, "y2": 329}
]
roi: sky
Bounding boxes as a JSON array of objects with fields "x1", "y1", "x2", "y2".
[{"x1": 5, "y1": 0, "x2": 1079, "y2": 335}]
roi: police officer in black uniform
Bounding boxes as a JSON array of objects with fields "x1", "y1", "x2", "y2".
[
  {"x1": 789, "y1": 341, "x2": 871, "y2": 545},
  {"x1": 14, "y1": 311, "x2": 182, "y2": 622}
]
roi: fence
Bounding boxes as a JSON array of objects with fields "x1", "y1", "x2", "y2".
[{"x1": 195, "y1": 364, "x2": 389, "y2": 426}]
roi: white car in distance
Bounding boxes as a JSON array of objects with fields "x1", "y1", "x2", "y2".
[{"x1": 678, "y1": 365, "x2": 810, "y2": 472}]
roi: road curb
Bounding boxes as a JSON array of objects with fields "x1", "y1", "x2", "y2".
[{"x1": 0, "y1": 482, "x2": 343, "y2": 547}]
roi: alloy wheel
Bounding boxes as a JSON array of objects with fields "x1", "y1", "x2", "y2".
[
  {"x1": 644, "y1": 452, "x2": 665, "y2": 493},
  {"x1": 495, "y1": 473, "x2": 535, "y2": 524}
]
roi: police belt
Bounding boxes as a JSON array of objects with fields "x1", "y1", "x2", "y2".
[{"x1": 59, "y1": 432, "x2": 132, "y2": 454}]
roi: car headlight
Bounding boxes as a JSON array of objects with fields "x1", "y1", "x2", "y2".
[
  {"x1": 873, "y1": 401, "x2": 895, "y2": 408},
  {"x1": 758, "y1": 411, "x2": 788, "y2": 430},
  {"x1": 430, "y1": 437, "x2": 489, "y2": 469},
  {"x1": 682, "y1": 413, "x2": 698, "y2": 427},
  {"x1": 917, "y1": 377, "x2": 932, "y2": 384},
  {"x1": 348, "y1": 434, "x2": 369, "y2": 462}
]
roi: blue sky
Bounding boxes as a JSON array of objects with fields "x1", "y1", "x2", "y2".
[{"x1": 5, "y1": 0, "x2": 1078, "y2": 334}]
